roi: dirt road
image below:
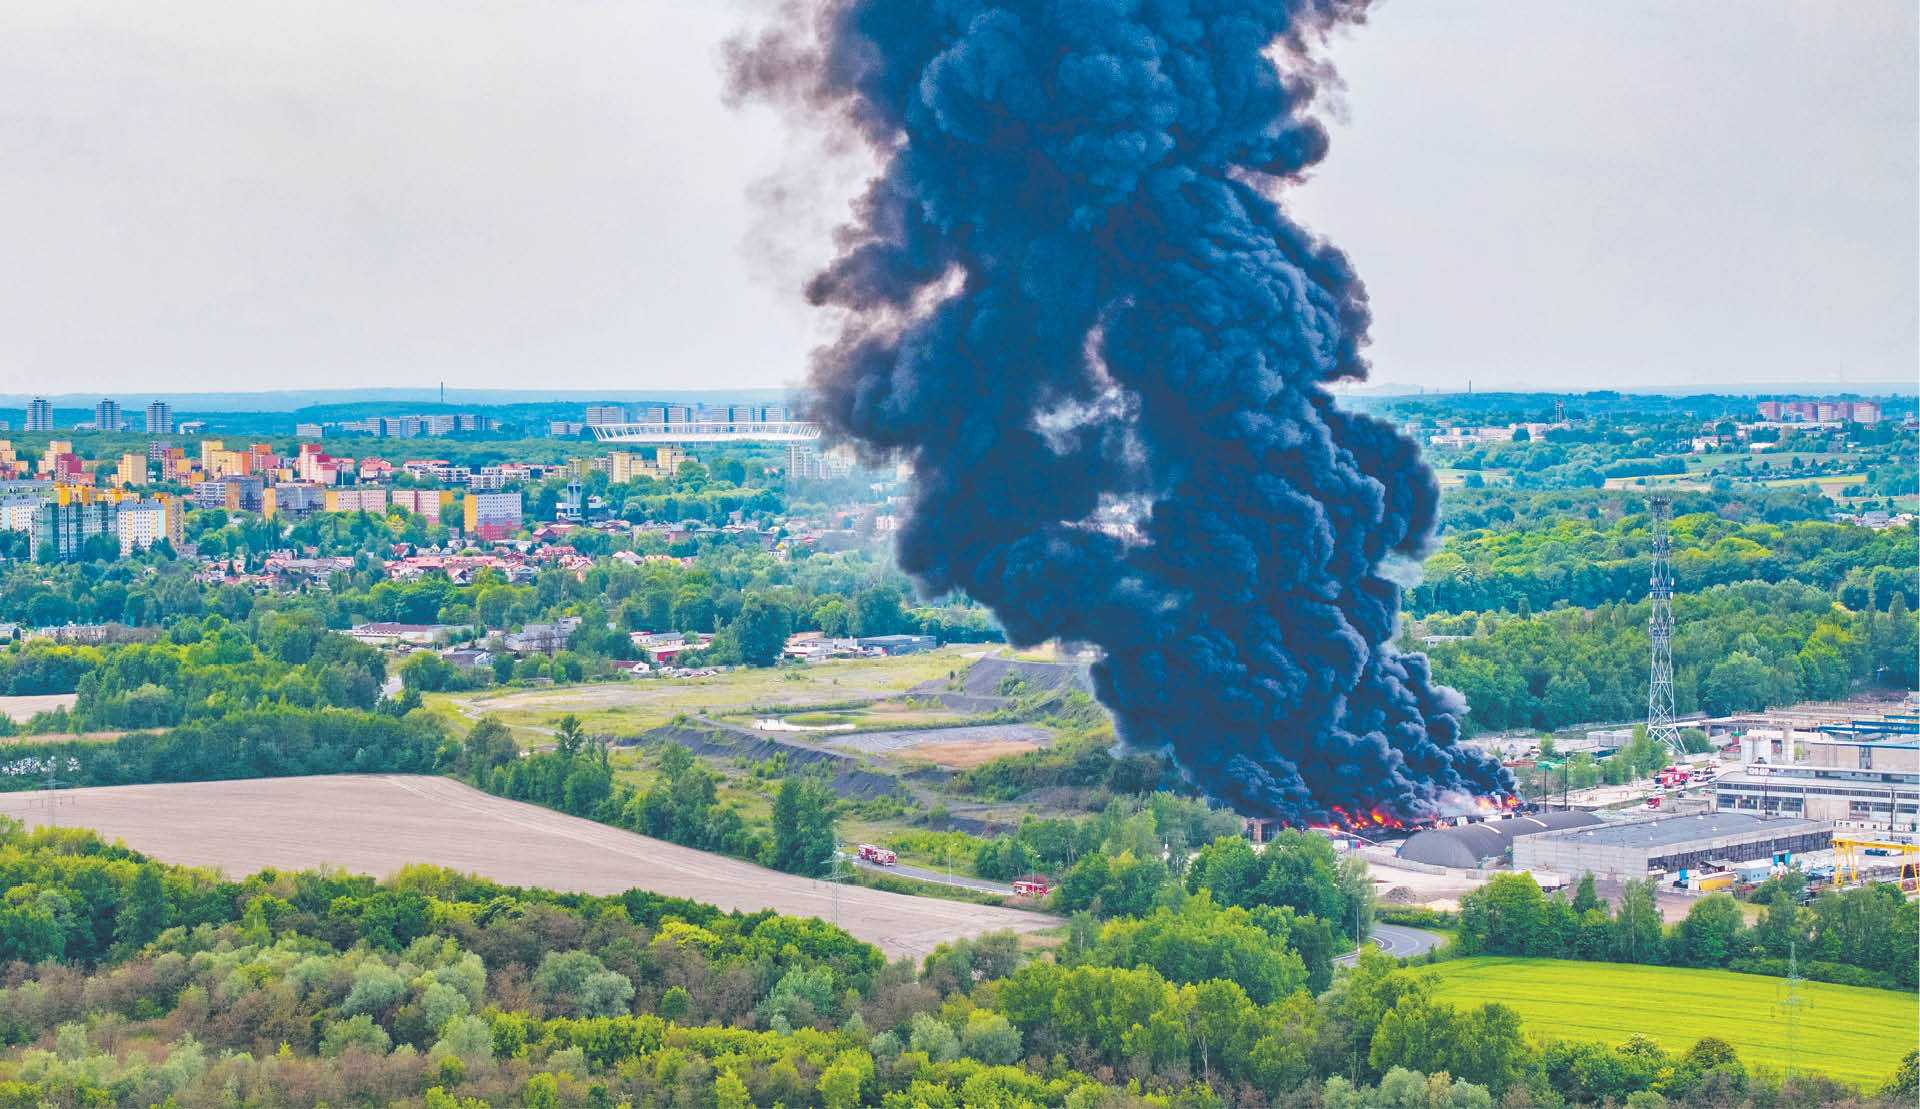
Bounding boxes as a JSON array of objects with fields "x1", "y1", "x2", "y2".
[{"x1": 0, "y1": 775, "x2": 1057, "y2": 959}]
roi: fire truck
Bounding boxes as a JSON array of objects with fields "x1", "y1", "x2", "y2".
[
  {"x1": 1011, "y1": 876, "x2": 1051, "y2": 898},
  {"x1": 856, "y1": 844, "x2": 897, "y2": 866},
  {"x1": 1654, "y1": 765, "x2": 1693, "y2": 789}
]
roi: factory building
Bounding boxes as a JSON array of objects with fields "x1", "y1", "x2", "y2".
[
  {"x1": 1512, "y1": 812, "x2": 1832, "y2": 882},
  {"x1": 1397, "y1": 811, "x2": 1601, "y2": 870},
  {"x1": 1712, "y1": 710, "x2": 1920, "y2": 832}
]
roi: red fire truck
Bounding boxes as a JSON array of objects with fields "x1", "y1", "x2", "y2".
[
  {"x1": 856, "y1": 844, "x2": 897, "y2": 866},
  {"x1": 1011, "y1": 876, "x2": 1051, "y2": 898},
  {"x1": 1655, "y1": 765, "x2": 1692, "y2": 789}
]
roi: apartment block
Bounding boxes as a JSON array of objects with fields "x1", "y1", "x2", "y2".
[
  {"x1": 196, "y1": 476, "x2": 264, "y2": 512},
  {"x1": 324, "y1": 487, "x2": 390, "y2": 513},
  {"x1": 390, "y1": 488, "x2": 453, "y2": 517},
  {"x1": 115, "y1": 453, "x2": 149, "y2": 488},
  {"x1": 116, "y1": 497, "x2": 184, "y2": 555},
  {"x1": 29, "y1": 501, "x2": 117, "y2": 561},
  {"x1": 463, "y1": 491, "x2": 522, "y2": 540},
  {"x1": 145, "y1": 401, "x2": 173, "y2": 435},
  {"x1": 262, "y1": 483, "x2": 326, "y2": 518}
]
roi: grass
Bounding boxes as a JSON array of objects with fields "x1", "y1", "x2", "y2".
[
  {"x1": 1414, "y1": 957, "x2": 1916, "y2": 1088},
  {"x1": 427, "y1": 647, "x2": 986, "y2": 743}
]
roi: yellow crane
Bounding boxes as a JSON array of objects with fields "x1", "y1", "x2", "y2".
[{"x1": 1832, "y1": 835, "x2": 1920, "y2": 890}]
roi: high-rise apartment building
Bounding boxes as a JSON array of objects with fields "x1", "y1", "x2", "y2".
[
  {"x1": 145, "y1": 401, "x2": 173, "y2": 435},
  {"x1": 94, "y1": 399, "x2": 121, "y2": 432},
  {"x1": 24, "y1": 398, "x2": 53, "y2": 432},
  {"x1": 115, "y1": 453, "x2": 149, "y2": 488},
  {"x1": 463, "y1": 491, "x2": 523, "y2": 540},
  {"x1": 29, "y1": 500, "x2": 117, "y2": 561},
  {"x1": 584, "y1": 405, "x2": 627, "y2": 427},
  {"x1": 262, "y1": 483, "x2": 326, "y2": 519},
  {"x1": 116, "y1": 497, "x2": 183, "y2": 555}
]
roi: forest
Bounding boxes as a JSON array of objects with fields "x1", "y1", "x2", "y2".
[{"x1": 3, "y1": 819, "x2": 1911, "y2": 1107}]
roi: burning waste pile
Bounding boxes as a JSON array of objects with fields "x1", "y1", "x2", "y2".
[{"x1": 732, "y1": 0, "x2": 1512, "y2": 823}]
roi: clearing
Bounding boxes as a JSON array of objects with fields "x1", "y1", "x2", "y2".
[
  {"x1": 1415, "y1": 957, "x2": 1916, "y2": 1088},
  {"x1": 430, "y1": 647, "x2": 988, "y2": 743},
  {"x1": 0, "y1": 774, "x2": 1057, "y2": 959}
]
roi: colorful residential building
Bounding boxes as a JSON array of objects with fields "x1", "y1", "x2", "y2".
[
  {"x1": 115, "y1": 453, "x2": 149, "y2": 488},
  {"x1": 324, "y1": 487, "x2": 389, "y2": 513},
  {"x1": 390, "y1": 488, "x2": 453, "y2": 517},
  {"x1": 463, "y1": 491, "x2": 522, "y2": 540}
]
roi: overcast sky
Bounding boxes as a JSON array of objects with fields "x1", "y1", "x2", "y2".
[{"x1": 0, "y1": 1, "x2": 1912, "y2": 396}]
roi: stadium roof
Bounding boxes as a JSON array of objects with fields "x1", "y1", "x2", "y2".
[{"x1": 1397, "y1": 811, "x2": 1601, "y2": 869}]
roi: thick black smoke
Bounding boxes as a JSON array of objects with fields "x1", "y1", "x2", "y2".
[{"x1": 732, "y1": 0, "x2": 1512, "y2": 821}]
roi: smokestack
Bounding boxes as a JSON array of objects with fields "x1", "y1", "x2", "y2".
[{"x1": 732, "y1": 0, "x2": 1511, "y2": 821}]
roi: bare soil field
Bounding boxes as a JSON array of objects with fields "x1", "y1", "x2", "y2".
[
  {"x1": 0, "y1": 775, "x2": 1056, "y2": 958},
  {"x1": 898, "y1": 736, "x2": 1043, "y2": 769},
  {"x1": 0, "y1": 693, "x2": 78, "y2": 722}
]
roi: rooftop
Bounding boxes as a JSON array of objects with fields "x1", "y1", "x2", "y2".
[{"x1": 1538, "y1": 812, "x2": 1830, "y2": 850}]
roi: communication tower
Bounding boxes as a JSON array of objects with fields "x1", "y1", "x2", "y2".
[{"x1": 1647, "y1": 496, "x2": 1684, "y2": 757}]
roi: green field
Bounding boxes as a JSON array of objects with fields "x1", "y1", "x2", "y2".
[
  {"x1": 425, "y1": 646, "x2": 987, "y2": 744},
  {"x1": 1416, "y1": 958, "x2": 1916, "y2": 1088}
]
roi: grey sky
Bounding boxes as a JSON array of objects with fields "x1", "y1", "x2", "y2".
[{"x1": 0, "y1": 1, "x2": 1911, "y2": 396}]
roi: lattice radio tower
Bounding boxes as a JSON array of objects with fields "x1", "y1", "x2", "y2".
[{"x1": 1646, "y1": 497, "x2": 1684, "y2": 757}]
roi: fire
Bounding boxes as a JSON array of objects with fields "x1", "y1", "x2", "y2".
[{"x1": 1325, "y1": 805, "x2": 1411, "y2": 833}]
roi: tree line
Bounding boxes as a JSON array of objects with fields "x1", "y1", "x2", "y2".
[{"x1": 4, "y1": 819, "x2": 1909, "y2": 1106}]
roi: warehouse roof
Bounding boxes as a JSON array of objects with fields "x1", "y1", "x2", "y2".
[
  {"x1": 1398, "y1": 811, "x2": 1601, "y2": 869},
  {"x1": 1536, "y1": 812, "x2": 1830, "y2": 850}
]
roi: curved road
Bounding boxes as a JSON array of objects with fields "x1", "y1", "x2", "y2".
[{"x1": 1336, "y1": 922, "x2": 1446, "y2": 965}]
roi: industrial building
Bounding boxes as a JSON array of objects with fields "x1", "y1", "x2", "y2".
[
  {"x1": 1397, "y1": 811, "x2": 1600, "y2": 869},
  {"x1": 1512, "y1": 812, "x2": 1832, "y2": 881},
  {"x1": 1711, "y1": 708, "x2": 1920, "y2": 832}
]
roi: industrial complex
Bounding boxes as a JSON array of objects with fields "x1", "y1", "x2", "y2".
[{"x1": 1512, "y1": 811, "x2": 1833, "y2": 883}]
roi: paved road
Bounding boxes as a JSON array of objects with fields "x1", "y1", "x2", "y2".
[
  {"x1": 853, "y1": 857, "x2": 1017, "y2": 895},
  {"x1": 1336, "y1": 923, "x2": 1446, "y2": 965},
  {"x1": 0, "y1": 775, "x2": 1058, "y2": 959}
]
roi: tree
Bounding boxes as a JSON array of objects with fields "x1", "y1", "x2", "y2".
[
  {"x1": 1452, "y1": 1003, "x2": 1530, "y2": 1097},
  {"x1": 731, "y1": 594, "x2": 793, "y2": 667},
  {"x1": 1611, "y1": 879, "x2": 1664, "y2": 963},
  {"x1": 1678, "y1": 893, "x2": 1744, "y2": 966},
  {"x1": 460, "y1": 717, "x2": 518, "y2": 780},
  {"x1": 851, "y1": 589, "x2": 905, "y2": 637},
  {"x1": 553, "y1": 714, "x2": 585, "y2": 758},
  {"x1": 1456, "y1": 873, "x2": 1549, "y2": 956},
  {"x1": 1699, "y1": 651, "x2": 1773, "y2": 714},
  {"x1": 1571, "y1": 872, "x2": 1600, "y2": 914},
  {"x1": 771, "y1": 776, "x2": 837, "y2": 876},
  {"x1": 1368, "y1": 991, "x2": 1460, "y2": 1078},
  {"x1": 113, "y1": 862, "x2": 170, "y2": 951}
]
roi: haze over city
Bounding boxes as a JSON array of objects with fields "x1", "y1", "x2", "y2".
[{"x1": 0, "y1": 1, "x2": 1912, "y2": 395}]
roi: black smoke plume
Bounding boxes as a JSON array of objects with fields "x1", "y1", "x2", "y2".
[{"x1": 731, "y1": 0, "x2": 1512, "y2": 822}]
